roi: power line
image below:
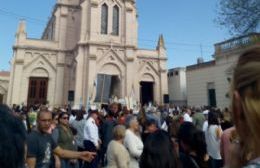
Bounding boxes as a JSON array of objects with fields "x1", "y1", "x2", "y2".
[
  {"x1": 0, "y1": 7, "x2": 215, "y2": 52},
  {"x1": 138, "y1": 38, "x2": 212, "y2": 48},
  {"x1": 0, "y1": 8, "x2": 47, "y2": 24}
]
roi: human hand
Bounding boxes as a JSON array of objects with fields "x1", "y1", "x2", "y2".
[{"x1": 79, "y1": 151, "x2": 96, "y2": 162}]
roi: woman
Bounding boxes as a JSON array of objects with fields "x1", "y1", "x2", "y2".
[
  {"x1": 124, "y1": 115, "x2": 143, "y2": 168},
  {"x1": 139, "y1": 130, "x2": 178, "y2": 168},
  {"x1": 205, "y1": 110, "x2": 223, "y2": 168},
  {"x1": 178, "y1": 122, "x2": 208, "y2": 168},
  {"x1": 106, "y1": 125, "x2": 130, "y2": 168},
  {"x1": 52, "y1": 112, "x2": 78, "y2": 168},
  {"x1": 230, "y1": 49, "x2": 260, "y2": 167}
]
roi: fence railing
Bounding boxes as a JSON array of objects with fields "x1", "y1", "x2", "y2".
[{"x1": 214, "y1": 33, "x2": 260, "y2": 54}]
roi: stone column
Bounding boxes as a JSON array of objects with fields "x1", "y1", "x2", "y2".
[
  {"x1": 54, "y1": 53, "x2": 66, "y2": 106},
  {"x1": 160, "y1": 70, "x2": 168, "y2": 104},
  {"x1": 11, "y1": 60, "x2": 24, "y2": 105},
  {"x1": 54, "y1": 5, "x2": 68, "y2": 106},
  {"x1": 125, "y1": 49, "x2": 135, "y2": 97},
  {"x1": 74, "y1": 46, "x2": 85, "y2": 108},
  {"x1": 80, "y1": 1, "x2": 89, "y2": 42},
  {"x1": 86, "y1": 46, "x2": 97, "y2": 104}
]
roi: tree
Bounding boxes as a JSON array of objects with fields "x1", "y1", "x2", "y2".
[{"x1": 217, "y1": 0, "x2": 260, "y2": 35}]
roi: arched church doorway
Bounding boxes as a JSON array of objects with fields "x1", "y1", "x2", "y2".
[
  {"x1": 27, "y1": 68, "x2": 49, "y2": 107},
  {"x1": 140, "y1": 81, "x2": 154, "y2": 105},
  {"x1": 27, "y1": 77, "x2": 48, "y2": 107},
  {"x1": 95, "y1": 74, "x2": 121, "y2": 103}
]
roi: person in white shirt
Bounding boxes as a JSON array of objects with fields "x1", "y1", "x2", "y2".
[
  {"x1": 205, "y1": 110, "x2": 223, "y2": 168},
  {"x1": 202, "y1": 110, "x2": 209, "y2": 132},
  {"x1": 124, "y1": 115, "x2": 143, "y2": 168},
  {"x1": 83, "y1": 109, "x2": 100, "y2": 168},
  {"x1": 183, "y1": 108, "x2": 193, "y2": 122}
]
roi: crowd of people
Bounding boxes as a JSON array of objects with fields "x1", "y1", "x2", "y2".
[{"x1": 0, "y1": 48, "x2": 259, "y2": 168}]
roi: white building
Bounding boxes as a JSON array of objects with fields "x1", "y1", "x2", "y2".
[
  {"x1": 168, "y1": 67, "x2": 186, "y2": 106},
  {"x1": 3, "y1": 0, "x2": 168, "y2": 107},
  {"x1": 186, "y1": 33, "x2": 260, "y2": 108}
]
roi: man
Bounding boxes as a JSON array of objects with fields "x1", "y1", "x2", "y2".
[
  {"x1": 26, "y1": 110, "x2": 96, "y2": 168},
  {"x1": 192, "y1": 107, "x2": 205, "y2": 130},
  {"x1": 0, "y1": 104, "x2": 27, "y2": 168},
  {"x1": 183, "y1": 108, "x2": 193, "y2": 122},
  {"x1": 83, "y1": 109, "x2": 100, "y2": 168}
]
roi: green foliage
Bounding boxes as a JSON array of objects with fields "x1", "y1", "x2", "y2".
[{"x1": 217, "y1": 0, "x2": 260, "y2": 35}]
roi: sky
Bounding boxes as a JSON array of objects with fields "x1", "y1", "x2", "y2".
[{"x1": 0, "y1": 0, "x2": 231, "y2": 71}]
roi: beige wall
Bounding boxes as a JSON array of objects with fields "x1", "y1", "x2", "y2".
[
  {"x1": 186, "y1": 41, "x2": 260, "y2": 109},
  {"x1": 186, "y1": 64, "x2": 216, "y2": 107}
]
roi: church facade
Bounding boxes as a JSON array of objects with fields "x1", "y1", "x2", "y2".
[{"x1": 6, "y1": 0, "x2": 168, "y2": 107}]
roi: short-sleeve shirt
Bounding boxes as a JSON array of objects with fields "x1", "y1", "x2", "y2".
[{"x1": 27, "y1": 130, "x2": 57, "y2": 168}]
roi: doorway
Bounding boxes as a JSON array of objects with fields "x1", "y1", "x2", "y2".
[
  {"x1": 207, "y1": 82, "x2": 216, "y2": 107},
  {"x1": 27, "y1": 77, "x2": 48, "y2": 107},
  {"x1": 95, "y1": 74, "x2": 121, "y2": 103},
  {"x1": 140, "y1": 81, "x2": 154, "y2": 105},
  {"x1": 208, "y1": 89, "x2": 216, "y2": 107}
]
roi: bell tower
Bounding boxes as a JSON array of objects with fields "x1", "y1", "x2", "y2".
[{"x1": 79, "y1": 0, "x2": 138, "y2": 47}]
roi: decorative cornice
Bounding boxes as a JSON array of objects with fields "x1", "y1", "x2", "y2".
[
  {"x1": 77, "y1": 41, "x2": 137, "y2": 49},
  {"x1": 13, "y1": 45, "x2": 74, "y2": 53},
  {"x1": 137, "y1": 55, "x2": 167, "y2": 61}
]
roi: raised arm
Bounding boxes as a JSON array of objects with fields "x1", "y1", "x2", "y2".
[{"x1": 53, "y1": 146, "x2": 96, "y2": 162}]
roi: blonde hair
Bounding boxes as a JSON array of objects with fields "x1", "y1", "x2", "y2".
[
  {"x1": 113, "y1": 125, "x2": 126, "y2": 140},
  {"x1": 231, "y1": 48, "x2": 260, "y2": 166}
]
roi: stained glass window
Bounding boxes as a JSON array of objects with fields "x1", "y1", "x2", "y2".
[
  {"x1": 112, "y1": 5, "x2": 119, "y2": 35},
  {"x1": 101, "y1": 4, "x2": 108, "y2": 34}
]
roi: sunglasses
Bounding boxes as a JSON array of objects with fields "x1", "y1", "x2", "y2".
[{"x1": 62, "y1": 117, "x2": 69, "y2": 120}]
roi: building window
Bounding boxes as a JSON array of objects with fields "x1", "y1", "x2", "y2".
[
  {"x1": 112, "y1": 5, "x2": 119, "y2": 35},
  {"x1": 207, "y1": 82, "x2": 216, "y2": 107},
  {"x1": 175, "y1": 71, "x2": 179, "y2": 76},
  {"x1": 101, "y1": 3, "x2": 108, "y2": 34}
]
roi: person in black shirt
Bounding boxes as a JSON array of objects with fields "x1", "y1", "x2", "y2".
[{"x1": 26, "y1": 110, "x2": 96, "y2": 168}]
